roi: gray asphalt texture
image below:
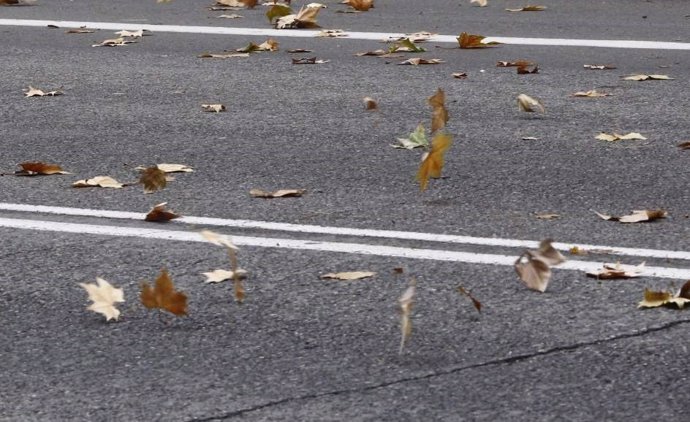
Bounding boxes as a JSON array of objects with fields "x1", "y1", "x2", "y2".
[{"x1": 1, "y1": 1, "x2": 690, "y2": 421}]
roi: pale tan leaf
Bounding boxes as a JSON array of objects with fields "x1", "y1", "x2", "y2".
[
  {"x1": 572, "y1": 90, "x2": 610, "y2": 97},
  {"x1": 198, "y1": 52, "x2": 250, "y2": 58},
  {"x1": 535, "y1": 212, "x2": 560, "y2": 220},
  {"x1": 201, "y1": 229, "x2": 238, "y2": 250},
  {"x1": 66, "y1": 27, "x2": 94, "y2": 34},
  {"x1": 514, "y1": 251, "x2": 551, "y2": 292},
  {"x1": 587, "y1": 262, "x2": 645, "y2": 280},
  {"x1": 342, "y1": 0, "x2": 374, "y2": 11},
  {"x1": 156, "y1": 163, "x2": 193, "y2": 173},
  {"x1": 202, "y1": 268, "x2": 248, "y2": 284},
  {"x1": 506, "y1": 5, "x2": 546, "y2": 11},
  {"x1": 517, "y1": 94, "x2": 544, "y2": 113},
  {"x1": 202, "y1": 104, "x2": 226, "y2": 112},
  {"x1": 249, "y1": 188, "x2": 306, "y2": 198},
  {"x1": 398, "y1": 58, "x2": 444, "y2": 65},
  {"x1": 595, "y1": 132, "x2": 646, "y2": 142},
  {"x1": 398, "y1": 279, "x2": 416, "y2": 354},
  {"x1": 583, "y1": 64, "x2": 616, "y2": 70},
  {"x1": 623, "y1": 74, "x2": 673, "y2": 81},
  {"x1": 536, "y1": 239, "x2": 566, "y2": 266},
  {"x1": 92, "y1": 37, "x2": 136, "y2": 47},
  {"x1": 79, "y1": 277, "x2": 125, "y2": 321},
  {"x1": 24, "y1": 86, "x2": 63, "y2": 97},
  {"x1": 72, "y1": 176, "x2": 124, "y2": 189},
  {"x1": 320, "y1": 271, "x2": 376, "y2": 281},
  {"x1": 315, "y1": 29, "x2": 347, "y2": 38},
  {"x1": 216, "y1": 13, "x2": 243, "y2": 18},
  {"x1": 115, "y1": 29, "x2": 145, "y2": 38},
  {"x1": 470, "y1": 0, "x2": 487, "y2": 7}
]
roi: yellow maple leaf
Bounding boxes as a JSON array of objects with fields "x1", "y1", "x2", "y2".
[{"x1": 416, "y1": 132, "x2": 452, "y2": 191}]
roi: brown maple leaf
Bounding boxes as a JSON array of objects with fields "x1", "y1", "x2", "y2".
[
  {"x1": 140, "y1": 268, "x2": 188, "y2": 316},
  {"x1": 428, "y1": 88, "x2": 449, "y2": 133},
  {"x1": 417, "y1": 132, "x2": 452, "y2": 191},
  {"x1": 139, "y1": 166, "x2": 167, "y2": 193}
]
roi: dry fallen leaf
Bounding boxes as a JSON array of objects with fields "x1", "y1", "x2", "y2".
[
  {"x1": 292, "y1": 57, "x2": 329, "y2": 64},
  {"x1": 24, "y1": 86, "x2": 63, "y2": 97},
  {"x1": 315, "y1": 29, "x2": 348, "y2": 38},
  {"x1": 398, "y1": 278, "x2": 416, "y2": 354},
  {"x1": 79, "y1": 278, "x2": 125, "y2": 321},
  {"x1": 115, "y1": 29, "x2": 147, "y2": 38},
  {"x1": 470, "y1": 0, "x2": 487, "y2": 7},
  {"x1": 583, "y1": 64, "x2": 616, "y2": 70},
  {"x1": 320, "y1": 271, "x2": 376, "y2": 281},
  {"x1": 594, "y1": 209, "x2": 667, "y2": 223},
  {"x1": 249, "y1": 188, "x2": 306, "y2": 198},
  {"x1": 363, "y1": 96, "x2": 378, "y2": 110},
  {"x1": 202, "y1": 104, "x2": 226, "y2": 112},
  {"x1": 202, "y1": 269, "x2": 248, "y2": 284},
  {"x1": 457, "y1": 32, "x2": 500, "y2": 49},
  {"x1": 139, "y1": 166, "x2": 167, "y2": 193},
  {"x1": 398, "y1": 58, "x2": 444, "y2": 65},
  {"x1": 198, "y1": 52, "x2": 250, "y2": 59},
  {"x1": 595, "y1": 132, "x2": 646, "y2": 142},
  {"x1": 517, "y1": 62, "x2": 539, "y2": 74},
  {"x1": 587, "y1": 262, "x2": 645, "y2": 280},
  {"x1": 428, "y1": 88, "x2": 449, "y2": 134},
  {"x1": 535, "y1": 212, "x2": 560, "y2": 220},
  {"x1": 145, "y1": 202, "x2": 180, "y2": 222},
  {"x1": 92, "y1": 37, "x2": 136, "y2": 47},
  {"x1": 622, "y1": 74, "x2": 673, "y2": 81},
  {"x1": 276, "y1": 5, "x2": 321, "y2": 29},
  {"x1": 342, "y1": 0, "x2": 374, "y2": 11},
  {"x1": 355, "y1": 49, "x2": 399, "y2": 57},
  {"x1": 452, "y1": 72, "x2": 468, "y2": 79},
  {"x1": 417, "y1": 132, "x2": 452, "y2": 191},
  {"x1": 237, "y1": 38, "x2": 279, "y2": 52},
  {"x1": 390, "y1": 38, "x2": 426, "y2": 53},
  {"x1": 216, "y1": 13, "x2": 243, "y2": 18},
  {"x1": 457, "y1": 285, "x2": 482, "y2": 312},
  {"x1": 0, "y1": 0, "x2": 21, "y2": 5},
  {"x1": 572, "y1": 90, "x2": 610, "y2": 97},
  {"x1": 506, "y1": 5, "x2": 546, "y2": 12},
  {"x1": 216, "y1": 0, "x2": 256, "y2": 7},
  {"x1": 514, "y1": 239, "x2": 565, "y2": 292},
  {"x1": 66, "y1": 27, "x2": 94, "y2": 34},
  {"x1": 497, "y1": 60, "x2": 534, "y2": 67},
  {"x1": 288, "y1": 48, "x2": 313, "y2": 53},
  {"x1": 639, "y1": 280, "x2": 690, "y2": 309},
  {"x1": 156, "y1": 163, "x2": 193, "y2": 173},
  {"x1": 73, "y1": 176, "x2": 124, "y2": 189},
  {"x1": 393, "y1": 123, "x2": 428, "y2": 149},
  {"x1": 15, "y1": 161, "x2": 69, "y2": 176},
  {"x1": 517, "y1": 94, "x2": 544, "y2": 113},
  {"x1": 201, "y1": 230, "x2": 245, "y2": 302},
  {"x1": 676, "y1": 141, "x2": 690, "y2": 149},
  {"x1": 141, "y1": 268, "x2": 188, "y2": 316}
]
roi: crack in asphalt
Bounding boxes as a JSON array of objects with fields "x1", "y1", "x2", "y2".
[{"x1": 186, "y1": 319, "x2": 690, "y2": 421}]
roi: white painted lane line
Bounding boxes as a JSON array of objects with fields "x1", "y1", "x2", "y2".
[
  {"x1": 1, "y1": 217, "x2": 688, "y2": 279},
  {"x1": 1, "y1": 18, "x2": 689, "y2": 50},
  {"x1": 0, "y1": 202, "x2": 688, "y2": 261}
]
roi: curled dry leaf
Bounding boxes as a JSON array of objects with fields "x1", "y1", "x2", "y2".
[
  {"x1": 572, "y1": 90, "x2": 610, "y2": 97},
  {"x1": 586, "y1": 262, "x2": 645, "y2": 280},
  {"x1": 355, "y1": 49, "x2": 400, "y2": 58},
  {"x1": 266, "y1": 3, "x2": 292, "y2": 23},
  {"x1": 249, "y1": 188, "x2": 305, "y2": 198},
  {"x1": 390, "y1": 38, "x2": 426, "y2": 53},
  {"x1": 417, "y1": 132, "x2": 452, "y2": 191},
  {"x1": 156, "y1": 163, "x2": 193, "y2": 173},
  {"x1": 497, "y1": 60, "x2": 533, "y2": 67},
  {"x1": 470, "y1": 0, "x2": 488, "y2": 7},
  {"x1": 677, "y1": 141, "x2": 690, "y2": 150},
  {"x1": 199, "y1": 52, "x2": 250, "y2": 58},
  {"x1": 73, "y1": 176, "x2": 124, "y2": 189},
  {"x1": 140, "y1": 268, "x2": 188, "y2": 316},
  {"x1": 115, "y1": 29, "x2": 147, "y2": 38},
  {"x1": 514, "y1": 239, "x2": 565, "y2": 292},
  {"x1": 639, "y1": 280, "x2": 690, "y2": 309},
  {"x1": 202, "y1": 268, "x2": 248, "y2": 284},
  {"x1": 595, "y1": 132, "x2": 646, "y2": 142},
  {"x1": 288, "y1": 48, "x2": 313, "y2": 53},
  {"x1": 66, "y1": 27, "x2": 94, "y2": 34},
  {"x1": 201, "y1": 229, "x2": 238, "y2": 250},
  {"x1": 457, "y1": 286, "x2": 482, "y2": 312},
  {"x1": 321, "y1": 271, "x2": 376, "y2": 281},
  {"x1": 24, "y1": 86, "x2": 63, "y2": 97},
  {"x1": 622, "y1": 74, "x2": 673, "y2": 81},
  {"x1": 201, "y1": 230, "x2": 245, "y2": 303},
  {"x1": 15, "y1": 161, "x2": 68, "y2": 176},
  {"x1": 307, "y1": 3, "x2": 327, "y2": 8},
  {"x1": 92, "y1": 37, "x2": 136, "y2": 47},
  {"x1": 276, "y1": 5, "x2": 321, "y2": 29},
  {"x1": 0, "y1": 0, "x2": 20, "y2": 5},
  {"x1": 236, "y1": 39, "x2": 279, "y2": 52},
  {"x1": 145, "y1": 202, "x2": 180, "y2": 222},
  {"x1": 457, "y1": 32, "x2": 500, "y2": 49},
  {"x1": 428, "y1": 88, "x2": 449, "y2": 134},
  {"x1": 139, "y1": 166, "x2": 167, "y2": 193},
  {"x1": 393, "y1": 123, "x2": 428, "y2": 149},
  {"x1": 363, "y1": 96, "x2": 378, "y2": 110},
  {"x1": 216, "y1": 0, "x2": 256, "y2": 7},
  {"x1": 535, "y1": 212, "x2": 560, "y2": 220},
  {"x1": 398, "y1": 278, "x2": 416, "y2": 354},
  {"x1": 517, "y1": 63, "x2": 539, "y2": 74},
  {"x1": 583, "y1": 64, "x2": 616, "y2": 70},
  {"x1": 506, "y1": 5, "x2": 546, "y2": 12},
  {"x1": 594, "y1": 209, "x2": 667, "y2": 224},
  {"x1": 342, "y1": 0, "x2": 374, "y2": 11},
  {"x1": 452, "y1": 72, "x2": 468, "y2": 79},
  {"x1": 517, "y1": 94, "x2": 544, "y2": 113},
  {"x1": 216, "y1": 13, "x2": 243, "y2": 18},
  {"x1": 398, "y1": 58, "x2": 443, "y2": 65},
  {"x1": 315, "y1": 29, "x2": 348, "y2": 38},
  {"x1": 202, "y1": 104, "x2": 226, "y2": 112},
  {"x1": 292, "y1": 57, "x2": 329, "y2": 64},
  {"x1": 79, "y1": 278, "x2": 125, "y2": 321}
]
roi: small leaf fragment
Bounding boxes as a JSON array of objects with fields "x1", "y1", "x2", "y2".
[
  {"x1": 320, "y1": 271, "x2": 376, "y2": 281},
  {"x1": 583, "y1": 64, "x2": 616, "y2": 70},
  {"x1": 363, "y1": 96, "x2": 378, "y2": 110},
  {"x1": 398, "y1": 58, "x2": 444, "y2": 65},
  {"x1": 201, "y1": 229, "x2": 238, "y2": 250},
  {"x1": 623, "y1": 74, "x2": 673, "y2": 81},
  {"x1": 140, "y1": 268, "x2": 188, "y2": 316},
  {"x1": 506, "y1": 5, "x2": 546, "y2": 12},
  {"x1": 517, "y1": 94, "x2": 544, "y2": 113},
  {"x1": 398, "y1": 278, "x2": 416, "y2": 354},
  {"x1": 156, "y1": 163, "x2": 193, "y2": 173},
  {"x1": 73, "y1": 176, "x2": 124, "y2": 189},
  {"x1": 145, "y1": 202, "x2": 180, "y2": 222},
  {"x1": 24, "y1": 86, "x2": 63, "y2": 97},
  {"x1": 572, "y1": 90, "x2": 610, "y2": 97},
  {"x1": 79, "y1": 278, "x2": 125, "y2": 321},
  {"x1": 249, "y1": 188, "x2": 306, "y2": 198},
  {"x1": 452, "y1": 72, "x2": 468, "y2": 79},
  {"x1": 470, "y1": 0, "x2": 488, "y2": 7},
  {"x1": 457, "y1": 285, "x2": 482, "y2": 312},
  {"x1": 201, "y1": 104, "x2": 226, "y2": 113},
  {"x1": 342, "y1": 0, "x2": 374, "y2": 11},
  {"x1": 417, "y1": 132, "x2": 452, "y2": 191},
  {"x1": 594, "y1": 209, "x2": 667, "y2": 223},
  {"x1": 315, "y1": 29, "x2": 348, "y2": 38},
  {"x1": 587, "y1": 262, "x2": 645, "y2": 280},
  {"x1": 66, "y1": 27, "x2": 94, "y2": 34}
]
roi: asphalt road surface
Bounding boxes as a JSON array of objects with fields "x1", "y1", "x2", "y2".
[{"x1": 1, "y1": 1, "x2": 690, "y2": 421}]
